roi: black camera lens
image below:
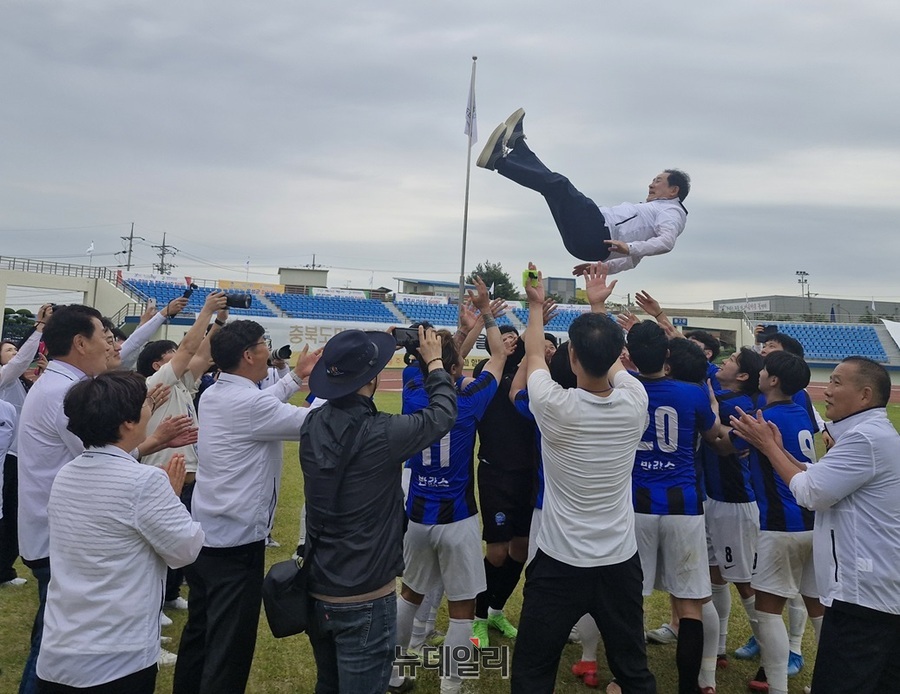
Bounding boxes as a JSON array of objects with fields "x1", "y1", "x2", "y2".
[{"x1": 226, "y1": 293, "x2": 252, "y2": 309}]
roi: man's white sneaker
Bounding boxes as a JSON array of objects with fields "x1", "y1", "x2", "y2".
[
  {"x1": 164, "y1": 596, "x2": 189, "y2": 610},
  {"x1": 2, "y1": 577, "x2": 27, "y2": 586},
  {"x1": 158, "y1": 649, "x2": 178, "y2": 666},
  {"x1": 159, "y1": 611, "x2": 173, "y2": 627},
  {"x1": 645, "y1": 623, "x2": 678, "y2": 644}
]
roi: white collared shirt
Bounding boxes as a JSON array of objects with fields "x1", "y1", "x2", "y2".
[
  {"x1": 789, "y1": 407, "x2": 900, "y2": 614},
  {"x1": 192, "y1": 371, "x2": 307, "y2": 547},
  {"x1": 17, "y1": 360, "x2": 88, "y2": 561},
  {"x1": 601, "y1": 197, "x2": 687, "y2": 274},
  {"x1": 38, "y1": 445, "x2": 204, "y2": 687}
]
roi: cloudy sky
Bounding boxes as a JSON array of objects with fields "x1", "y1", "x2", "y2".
[{"x1": 2, "y1": 0, "x2": 899, "y2": 309}]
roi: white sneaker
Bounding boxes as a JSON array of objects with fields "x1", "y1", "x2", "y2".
[
  {"x1": 265, "y1": 536, "x2": 281, "y2": 548},
  {"x1": 159, "y1": 611, "x2": 173, "y2": 627},
  {"x1": 160, "y1": 635, "x2": 172, "y2": 643},
  {"x1": 164, "y1": 596, "x2": 189, "y2": 610},
  {"x1": 646, "y1": 623, "x2": 678, "y2": 644},
  {"x1": 2, "y1": 577, "x2": 27, "y2": 586},
  {"x1": 158, "y1": 648, "x2": 178, "y2": 666}
]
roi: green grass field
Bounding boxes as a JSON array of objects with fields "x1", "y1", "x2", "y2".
[{"x1": 3, "y1": 396, "x2": 897, "y2": 693}]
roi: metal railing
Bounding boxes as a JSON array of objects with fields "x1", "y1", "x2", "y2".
[{"x1": 0, "y1": 255, "x2": 149, "y2": 305}]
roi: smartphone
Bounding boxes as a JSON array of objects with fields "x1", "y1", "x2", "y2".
[
  {"x1": 522, "y1": 269, "x2": 540, "y2": 288},
  {"x1": 393, "y1": 327, "x2": 420, "y2": 349}
]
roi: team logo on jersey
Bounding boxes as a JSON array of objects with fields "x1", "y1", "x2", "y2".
[{"x1": 494, "y1": 512, "x2": 506, "y2": 526}]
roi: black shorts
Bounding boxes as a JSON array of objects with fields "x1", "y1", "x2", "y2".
[{"x1": 478, "y1": 462, "x2": 533, "y2": 543}]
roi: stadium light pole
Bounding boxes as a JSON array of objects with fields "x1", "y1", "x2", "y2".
[{"x1": 795, "y1": 270, "x2": 809, "y2": 298}]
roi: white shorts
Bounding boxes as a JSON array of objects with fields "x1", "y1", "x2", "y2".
[
  {"x1": 634, "y1": 513, "x2": 711, "y2": 600},
  {"x1": 705, "y1": 499, "x2": 759, "y2": 583},
  {"x1": 402, "y1": 515, "x2": 486, "y2": 602},
  {"x1": 526, "y1": 508, "x2": 542, "y2": 566},
  {"x1": 751, "y1": 530, "x2": 817, "y2": 599}
]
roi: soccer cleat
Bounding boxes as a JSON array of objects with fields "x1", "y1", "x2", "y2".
[
  {"x1": 717, "y1": 653, "x2": 729, "y2": 669},
  {"x1": 645, "y1": 623, "x2": 678, "y2": 644},
  {"x1": 735, "y1": 634, "x2": 760, "y2": 659},
  {"x1": 265, "y1": 535, "x2": 280, "y2": 548},
  {"x1": 476, "y1": 123, "x2": 508, "y2": 170},
  {"x1": 487, "y1": 611, "x2": 518, "y2": 639},
  {"x1": 787, "y1": 651, "x2": 804, "y2": 676},
  {"x1": 748, "y1": 666, "x2": 768, "y2": 692},
  {"x1": 572, "y1": 659, "x2": 598, "y2": 679},
  {"x1": 503, "y1": 107, "x2": 526, "y2": 149},
  {"x1": 471, "y1": 618, "x2": 490, "y2": 649}
]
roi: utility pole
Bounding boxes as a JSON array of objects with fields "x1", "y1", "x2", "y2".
[
  {"x1": 152, "y1": 233, "x2": 178, "y2": 275},
  {"x1": 117, "y1": 222, "x2": 144, "y2": 271},
  {"x1": 305, "y1": 254, "x2": 320, "y2": 270}
]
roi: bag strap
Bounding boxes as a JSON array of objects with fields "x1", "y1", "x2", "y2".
[{"x1": 301, "y1": 413, "x2": 368, "y2": 568}]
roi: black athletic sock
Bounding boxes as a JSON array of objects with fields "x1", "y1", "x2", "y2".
[
  {"x1": 675, "y1": 617, "x2": 703, "y2": 694},
  {"x1": 489, "y1": 557, "x2": 525, "y2": 611},
  {"x1": 475, "y1": 558, "x2": 503, "y2": 619}
]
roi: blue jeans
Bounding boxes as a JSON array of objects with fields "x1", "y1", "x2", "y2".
[
  {"x1": 307, "y1": 592, "x2": 397, "y2": 694},
  {"x1": 20, "y1": 563, "x2": 51, "y2": 694}
]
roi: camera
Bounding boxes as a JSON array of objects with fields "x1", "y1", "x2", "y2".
[
  {"x1": 270, "y1": 345, "x2": 292, "y2": 361},
  {"x1": 393, "y1": 327, "x2": 420, "y2": 350},
  {"x1": 226, "y1": 293, "x2": 252, "y2": 309}
]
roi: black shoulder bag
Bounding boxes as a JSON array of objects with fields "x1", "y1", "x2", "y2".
[{"x1": 262, "y1": 417, "x2": 363, "y2": 638}]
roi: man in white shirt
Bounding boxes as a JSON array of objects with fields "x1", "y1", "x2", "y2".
[
  {"x1": 731, "y1": 356, "x2": 900, "y2": 694},
  {"x1": 510, "y1": 263, "x2": 656, "y2": 693},
  {"x1": 172, "y1": 319, "x2": 321, "y2": 694},
  {"x1": 478, "y1": 108, "x2": 689, "y2": 274}
]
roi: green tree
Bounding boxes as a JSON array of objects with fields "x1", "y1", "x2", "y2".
[{"x1": 466, "y1": 260, "x2": 518, "y2": 300}]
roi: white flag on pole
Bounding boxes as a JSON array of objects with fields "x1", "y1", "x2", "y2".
[
  {"x1": 872, "y1": 298, "x2": 877, "y2": 312},
  {"x1": 488, "y1": 282, "x2": 495, "y2": 297},
  {"x1": 85, "y1": 241, "x2": 94, "y2": 256},
  {"x1": 465, "y1": 72, "x2": 477, "y2": 145}
]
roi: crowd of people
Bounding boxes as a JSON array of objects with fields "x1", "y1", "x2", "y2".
[{"x1": 1, "y1": 263, "x2": 898, "y2": 694}]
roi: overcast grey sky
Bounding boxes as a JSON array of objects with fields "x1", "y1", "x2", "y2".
[{"x1": 2, "y1": 0, "x2": 899, "y2": 309}]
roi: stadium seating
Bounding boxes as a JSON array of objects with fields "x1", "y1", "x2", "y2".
[
  {"x1": 395, "y1": 301, "x2": 513, "y2": 328},
  {"x1": 124, "y1": 280, "x2": 276, "y2": 318},
  {"x1": 776, "y1": 323, "x2": 888, "y2": 363},
  {"x1": 511, "y1": 307, "x2": 588, "y2": 333},
  {"x1": 266, "y1": 293, "x2": 396, "y2": 322}
]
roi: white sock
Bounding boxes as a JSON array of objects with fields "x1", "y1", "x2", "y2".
[
  {"x1": 741, "y1": 594, "x2": 760, "y2": 641},
  {"x1": 788, "y1": 595, "x2": 806, "y2": 654},
  {"x1": 410, "y1": 618, "x2": 428, "y2": 651},
  {"x1": 810, "y1": 615, "x2": 823, "y2": 644},
  {"x1": 699, "y1": 601, "x2": 719, "y2": 689},
  {"x1": 424, "y1": 583, "x2": 443, "y2": 631},
  {"x1": 711, "y1": 583, "x2": 731, "y2": 653},
  {"x1": 389, "y1": 595, "x2": 420, "y2": 687},
  {"x1": 757, "y1": 611, "x2": 789, "y2": 694},
  {"x1": 488, "y1": 607, "x2": 505, "y2": 617},
  {"x1": 443, "y1": 617, "x2": 473, "y2": 685},
  {"x1": 576, "y1": 614, "x2": 600, "y2": 662}
]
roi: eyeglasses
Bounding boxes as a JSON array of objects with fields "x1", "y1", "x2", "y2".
[{"x1": 243, "y1": 340, "x2": 267, "y2": 353}]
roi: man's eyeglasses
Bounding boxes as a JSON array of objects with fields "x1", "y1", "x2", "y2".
[{"x1": 243, "y1": 340, "x2": 267, "y2": 353}]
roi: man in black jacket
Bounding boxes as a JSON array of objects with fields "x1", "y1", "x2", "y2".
[{"x1": 300, "y1": 326, "x2": 457, "y2": 694}]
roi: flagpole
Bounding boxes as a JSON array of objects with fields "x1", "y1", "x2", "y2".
[{"x1": 458, "y1": 56, "x2": 478, "y2": 310}]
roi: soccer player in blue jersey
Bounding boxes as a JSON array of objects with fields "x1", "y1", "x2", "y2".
[
  {"x1": 686, "y1": 330, "x2": 722, "y2": 392},
  {"x1": 392, "y1": 277, "x2": 506, "y2": 694},
  {"x1": 627, "y1": 320, "x2": 727, "y2": 694},
  {"x1": 700, "y1": 348, "x2": 764, "y2": 667},
  {"x1": 731, "y1": 350, "x2": 825, "y2": 694}
]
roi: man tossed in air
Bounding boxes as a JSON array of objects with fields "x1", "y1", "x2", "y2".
[{"x1": 477, "y1": 108, "x2": 690, "y2": 274}]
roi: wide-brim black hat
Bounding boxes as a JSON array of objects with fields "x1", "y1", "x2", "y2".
[{"x1": 308, "y1": 330, "x2": 397, "y2": 400}]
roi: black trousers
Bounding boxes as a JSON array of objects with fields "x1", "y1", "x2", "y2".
[
  {"x1": 37, "y1": 664, "x2": 156, "y2": 694},
  {"x1": 495, "y1": 140, "x2": 611, "y2": 262},
  {"x1": 0, "y1": 453, "x2": 20, "y2": 582},
  {"x1": 810, "y1": 600, "x2": 900, "y2": 693},
  {"x1": 172, "y1": 540, "x2": 265, "y2": 694},
  {"x1": 164, "y1": 481, "x2": 195, "y2": 601},
  {"x1": 511, "y1": 550, "x2": 656, "y2": 693}
]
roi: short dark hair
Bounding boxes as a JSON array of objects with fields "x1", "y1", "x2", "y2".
[
  {"x1": 136, "y1": 340, "x2": 178, "y2": 377},
  {"x1": 42, "y1": 305, "x2": 103, "y2": 358},
  {"x1": 417, "y1": 329, "x2": 462, "y2": 378},
  {"x1": 664, "y1": 169, "x2": 691, "y2": 201},
  {"x1": 567, "y1": 313, "x2": 625, "y2": 379},
  {"x1": 686, "y1": 330, "x2": 719, "y2": 361},
  {"x1": 626, "y1": 320, "x2": 668, "y2": 375},
  {"x1": 842, "y1": 357, "x2": 891, "y2": 407},
  {"x1": 666, "y1": 339, "x2": 707, "y2": 384},
  {"x1": 64, "y1": 371, "x2": 146, "y2": 447},
  {"x1": 210, "y1": 320, "x2": 265, "y2": 372},
  {"x1": 549, "y1": 339, "x2": 577, "y2": 389},
  {"x1": 544, "y1": 332, "x2": 558, "y2": 348},
  {"x1": 735, "y1": 347, "x2": 763, "y2": 394},
  {"x1": 766, "y1": 333, "x2": 805, "y2": 358},
  {"x1": 99, "y1": 317, "x2": 127, "y2": 343},
  {"x1": 763, "y1": 351, "x2": 810, "y2": 396},
  {"x1": 485, "y1": 324, "x2": 520, "y2": 356}
]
